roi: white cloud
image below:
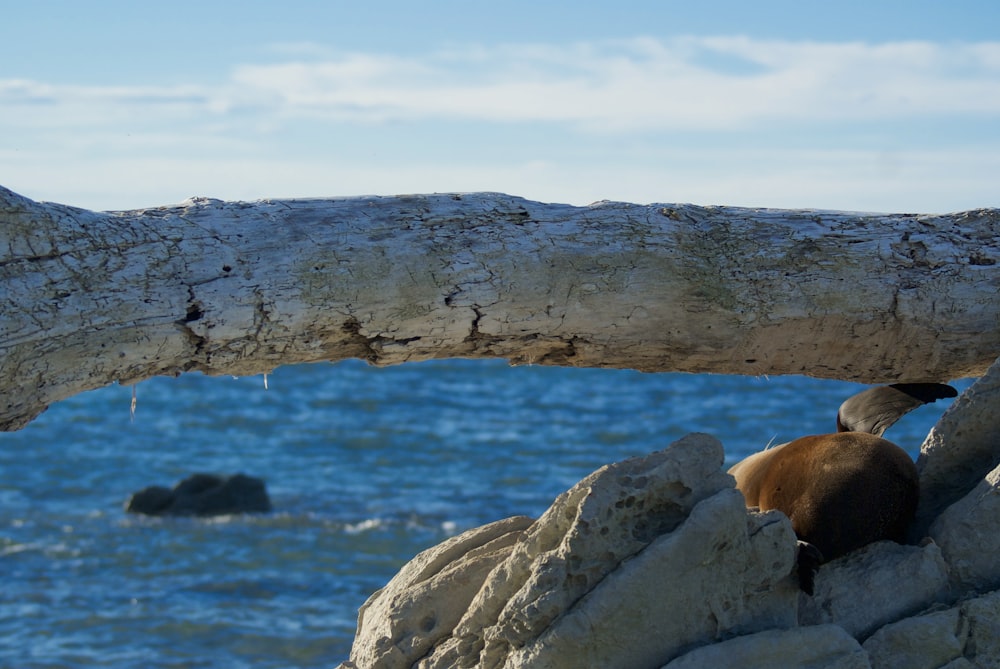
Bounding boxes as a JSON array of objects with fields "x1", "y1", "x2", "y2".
[
  {"x1": 221, "y1": 36, "x2": 1000, "y2": 129},
  {"x1": 1, "y1": 36, "x2": 998, "y2": 212},
  {"x1": 3, "y1": 37, "x2": 999, "y2": 132}
]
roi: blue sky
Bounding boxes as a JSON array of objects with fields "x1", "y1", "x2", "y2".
[{"x1": 2, "y1": 1, "x2": 998, "y2": 213}]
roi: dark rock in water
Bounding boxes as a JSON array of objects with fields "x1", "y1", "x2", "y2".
[{"x1": 126, "y1": 473, "x2": 272, "y2": 517}]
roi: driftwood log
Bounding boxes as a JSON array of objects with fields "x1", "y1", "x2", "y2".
[{"x1": 1, "y1": 185, "x2": 997, "y2": 431}]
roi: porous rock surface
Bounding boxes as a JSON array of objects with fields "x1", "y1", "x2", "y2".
[
  {"x1": 347, "y1": 516, "x2": 534, "y2": 668},
  {"x1": 340, "y1": 365, "x2": 1000, "y2": 669}
]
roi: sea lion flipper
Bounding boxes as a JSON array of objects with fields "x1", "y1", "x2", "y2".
[
  {"x1": 888, "y1": 383, "x2": 959, "y2": 404},
  {"x1": 836, "y1": 383, "x2": 958, "y2": 436},
  {"x1": 796, "y1": 540, "x2": 824, "y2": 596}
]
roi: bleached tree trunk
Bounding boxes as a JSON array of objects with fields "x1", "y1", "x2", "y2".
[{"x1": 1, "y1": 185, "x2": 997, "y2": 431}]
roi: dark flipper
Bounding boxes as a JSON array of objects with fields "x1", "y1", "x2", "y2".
[
  {"x1": 836, "y1": 383, "x2": 958, "y2": 437},
  {"x1": 796, "y1": 541, "x2": 824, "y2": 596}
]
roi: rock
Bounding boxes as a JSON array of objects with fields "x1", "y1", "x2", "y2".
[
  {"x1": 862, "y1": 609, "x2": 965, "y2": 669},
  {"x1": 337, "y1": 370, "x2": 1000, "y2": 669},
  {"x1": 421, "y1": 432, "x2": 743, "y2": 669},
  {"x1": 126, "y1": 484, "x2": 175, "y2": 514},
  {"x1": 125, "y1": 473, "x2": 272, "y2": 516},
  {"x1": 798, "y1": 540, "x2": 950, "y2": 640},
  {"x1": 499, "y1": 490, "x2": 798, "y2": 669},
  {"x1": 341, "y1": 433, "x2": 801, "y2": 669},
  {"x1": 663, "y1": 624, "x2": 871, "y2": 669},
  {"x1": 862, "y1": 589, "x2": 1000, "y2": 669},
  {"x1": 929, "y1": 461, "x2": 1000, "y2": 593},
  {"x1": 912, "y1": 358, "x2": 1000, "y2": 540},
  {"x1": 345, "y1": 516, "x2": 533, "y2": 669},
  {"x1": 959, "y1": 592, "x2": 1000, "y2": 668}
]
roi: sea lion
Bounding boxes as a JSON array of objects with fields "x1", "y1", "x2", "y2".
[{"x1": 729, "y1": 383, "x2": 957, "y2": 594}]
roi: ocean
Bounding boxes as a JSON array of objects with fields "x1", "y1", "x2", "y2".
[{"x1": 0, "y1": 359, "x2": 969, "y2": 668}]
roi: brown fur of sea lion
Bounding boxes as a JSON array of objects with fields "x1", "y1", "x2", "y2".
[{"x1": 729, "y1": 383, "x2": 956, "y2": 593}]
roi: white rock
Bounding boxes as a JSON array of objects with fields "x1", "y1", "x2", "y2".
[
  {"x1": 342, "y1": 515, "x2": 533, "y2": 669},
  {"x1": 422, "y1": 433, "x2": 742, "y2": 669},
  {"x1": 929, "y1": 461, "x2": 1000, "y2": 593},
  {"x1": 342, "y1": 417, "x2": 1000, "y2": 669},
  {"x1": 862, "y1": 608, "x2": 963, "y2": 669},
  {"x1": 913, "y1": 357, "x2": 1000, "y2": 540},
  {"x1": 503, "y1": 490, "x2": 798, "y2": 669},
  {"x1": 663, "y1": 624, "x2": 870, "y2": 669},
  {"x1": 959, "y1": 590, "x2": 1000, "y2": 668},
  {"x1": 863, "y1": 589, "x2": 1000, "y2": 669},
  {"x1": 797, "y1": 540, "x2": 950, "y2": 640}
]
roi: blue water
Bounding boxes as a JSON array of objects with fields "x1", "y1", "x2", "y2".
[{"x1": 0, "y1": 360, "x2": 970, "y2": 668}]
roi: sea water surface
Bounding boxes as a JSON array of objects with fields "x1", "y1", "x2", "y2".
[{"x1": 0, "y1": 359, "x2": 971, "y2": 668}]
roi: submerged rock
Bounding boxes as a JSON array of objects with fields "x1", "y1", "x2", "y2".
[{"x1": 125, "y1": 473, "x2": 272, "y2": 517}]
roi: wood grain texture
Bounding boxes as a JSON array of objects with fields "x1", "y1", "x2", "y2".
[{"x1": 2, "y1": 185, "x2": 997, "y2": 430}]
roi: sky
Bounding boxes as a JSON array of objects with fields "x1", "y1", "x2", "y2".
[{"x1": 2, "y1": 1, "x2": 999, "y2": 213}]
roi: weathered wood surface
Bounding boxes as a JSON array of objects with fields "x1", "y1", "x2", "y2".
[{"x1": 1, "y1": 185, "x2": 997, "y2": 430}]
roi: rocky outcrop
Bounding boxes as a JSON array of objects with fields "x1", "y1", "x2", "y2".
[
  {"x1": 340, "y1": 364, "x2": 1000, "y2": 669},
  {"x1": 912, "y1": 357, "x2": 1000, "y2": 539},
  {"x1": 928, "y1": 460, "x2": 1000, "y2": 594},
  {"x1": 798, "y1": 541, "x2": 950, "y2": 639},
  {"x1": 492, "y1": 490, "x2": 796, "y2": 669},
  {"x1": 125, "y1": 473, "x2": 272, "y2": 517},
  {"x1": 349, "y1": 516, "x2": 534, "y2": 668},
  {"x1": 664, "y1": 624, "x2": 870, "y2": 669},
  {"x1": 862, "y1": 589, "x2": 1000, "y2": 669},
  {"x1": 342, "y1": 433, "x2": 799, "y2": 668}
]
